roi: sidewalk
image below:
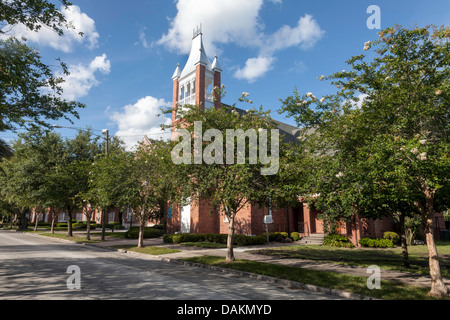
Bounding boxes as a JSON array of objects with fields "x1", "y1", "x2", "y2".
[{"x1": 85, "y1": 234, "x2": 450, "y2": 290}]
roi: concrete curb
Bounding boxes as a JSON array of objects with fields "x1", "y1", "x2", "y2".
[{"x1": 26, "y1": 232, "x2": 378, "y2": 300}]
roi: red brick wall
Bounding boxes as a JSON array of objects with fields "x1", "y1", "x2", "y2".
[{"x1": 195, "y1": 64, "x2": 206, "y2": 109}]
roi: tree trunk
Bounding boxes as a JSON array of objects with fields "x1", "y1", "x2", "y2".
[
  {"x1": 399, "y1": 213, "x2": 410, "y2": 268},
  {"x1": 422, "y1": 189, "x2": 449, "y2": 297},
  {"x1": 226, "y1": 213, "x2": 236, "y2": 262},
  {"x1": 51, "y1": 212, "x2": 56, "y2": 234},
  {"x1": 34, "y1": 212, "x2": 40, "y2": 232},
  {"x1": 101, "y1": 209, "x2": 106, "y2": 241},
  {"x1": 67, "y1": 211, "x2": 73, "y2": 237},
  {"x1": 138, "y1": 220, "x2": 145, "y2": 248},
  {"x1": 86, "y1": 217, "x2": 91, "y2": 241}
]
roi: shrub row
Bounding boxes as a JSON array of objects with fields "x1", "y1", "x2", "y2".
[
  {"x1": 163, "y1": 233, "x2": 267, "y2": 246},
  {"x1": 290, "y1": 232, "x2": 300, "y2": 241},
  {"x1": 124, "y1": 226, "x2": 164, "y2": 239},
  {"x1": 359, "y1": 237, "x2": 394, "y2": 248},
  {"x1": 323, "y1": 234, "x2": 355, "y2": 248},
  {"x1": 264, "y1": 232, "x2": 289, "y2": 242},
  {"x1": 383, "y1": 232, "x2": 400, "y2": 245}
]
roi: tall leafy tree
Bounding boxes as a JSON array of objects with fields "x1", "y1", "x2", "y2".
[
  {"x1": 171, "y1": 99, "x2": 285, "y2": 262},
  {"x1": 280, "y1": 25, "x2": 449, "y2": 297},
  {"x1": 0, "y1": 0, "x2": 84, "y2": 132}
]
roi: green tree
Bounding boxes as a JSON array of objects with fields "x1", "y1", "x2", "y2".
[
  {"x1": 0, "y1": 1, "x2": 84, "y2": 132},
  {"x1": 171, "y1": 98, "x2": 284, "y2": 262},
  {"x1": 91, "y1": 140, "x2": 180, "y2": 248},
  {"x1": 280, "y1": 25, "x2": 449, "y2": 297}
]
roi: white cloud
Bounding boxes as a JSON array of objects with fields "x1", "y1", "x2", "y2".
[
  {"x1": 109, "y1": 96, "x2": 172, "y2": 150},
  {"x1": 139, "y1": 27, "x2": 150, "y2": 48},
  {"x1": 157, "y1": 0, "x2": 264, "y2": 55},
  {"x1": 234, "y1": 56, "x2": 274, "y2": 83},
  {"x1": 262, "y1": 14, "x2": 325, "y2": 54},
  {"x1": 0, "y1": 5, "x2": 99, "y2": 52},
  {"x1": 58, "y1": 54, "x2": 111, "y2": 100},
  {"x1": 157, "y1": 0, "x2": 324, "y2": 83}
]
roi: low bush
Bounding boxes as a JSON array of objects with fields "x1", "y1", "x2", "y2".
[
  {"x1": 359, "y1": 237, "x2": 394, "y2": 248},
  {"x1": 163, "y1": 233, "x2": 266, "y2": 246},
  {"x1": 264, "y1": 232, "x2": 289, "y2": 242},
  {"x1": 323, "y1": 234, "x2": 355, "y2": 248},
  {"x1": 290, "y1": 232, "x2": 300, "y2": 241},
  {"x1": 172, "y1": 233, "x2": 206, "y2": 244},
  {"x1": 125, "y1": 227, "x2": 163, "y2": 239},
  {"x1": 383, "y1": 232, "x2": 400, "y2": 245},
  {"x1": 234, "y1": 235, "x2": 266, "y2": 246}
]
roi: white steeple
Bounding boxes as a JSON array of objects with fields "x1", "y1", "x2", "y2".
[
  {"x1": 180, "y1": 30, "x2": 212, "y2": 80},
  {"x1": 172, "y1": 63, "x2": 181, "y2": 80},
  {"x1": 172, "y1": 26, "x2": 221, "y2": 111},
  {"x1": 211, "y1": 55, "x2": 222, "y2": 72}
]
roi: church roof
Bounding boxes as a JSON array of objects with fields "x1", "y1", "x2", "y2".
[{"x1": 180, "y1": 32, "x2": 213, "y2": 79}]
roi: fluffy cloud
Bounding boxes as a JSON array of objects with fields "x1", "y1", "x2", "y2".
[
  {"x1": 157, "y1": 0, "x2": 324, "y2": 83},
  {"x1": 234, "y1": 56, "x2": 274, "y2": 83},
  {"x1": 58, "y1": 54, "x2": 111, "y2": 100},
  {"x1": 157, "y1": 0, "x2": 264, "y2": 55},
  {"x1": 0, "y1": 5, "x2": 99, "y2": 52},
  {"x1": 109, "y1": 96, "x2": 172, "y2": 150}
]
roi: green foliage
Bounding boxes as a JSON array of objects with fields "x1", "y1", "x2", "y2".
[
  {"x1": 124, "y1": 227, "x2": 163, "y2": 239},
  {"x1": 359, "y1": 238, "x2": 394, "y2": 248},
  {"x1": 164, "y1": 233, "x2": 267, "y2": 246},
  {"x1": 264, "y1": 232, "x2": 289, "y2": 242},
  {"x1": 72, "y1": 221, "x2": 97, "y2": 230},
  {"x1": 323, "y1": 234, "x2": 355, "y2": 248},
  {"x1": 383, "y1": 232, "x2": 400, "y2": 245},
  {"x1": 290, "y1": 232, "x2": 300, "y2": 241},
  {"x1": 0, "y1": 1, "x2": 84, "y2": 132}
]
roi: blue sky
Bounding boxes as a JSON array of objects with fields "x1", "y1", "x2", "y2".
[{"x1": 1, "y1": 0, "x2": 449, "y2": 149}]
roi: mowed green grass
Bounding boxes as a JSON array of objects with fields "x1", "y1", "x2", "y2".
[
  {"x1": 250, "y1": 242, "x2": 450, "y2": 278},
  {"x1": 182, "y1": 255, "x2": 446, "y2": 300}
]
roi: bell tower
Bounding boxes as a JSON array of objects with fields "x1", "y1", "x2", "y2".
[{"x1": 171, "y1": 26, "x2": 222, "y2": 130}]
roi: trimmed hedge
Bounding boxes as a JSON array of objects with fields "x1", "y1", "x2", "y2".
[
  {"x1": 263, "y1": 232, "x2": 289, "y2": 242},
  {"x1": 359, "y1": 237, "x2": 394, "y2": 248},
  {"x1": 290, "y1": 232, "x2": 300, "y2": 241},
  {"x1": 125, "y1": 226, "x2": 164, "y2": 239},
  {"x1": 163, "y1": 233, "x2": 267, "y2": 246},
  {"x1": 383, "y1": 232, "x2": 400, "y2": 245},
  {"x1": 323, "y1": 234, "x2": 355, "y2": 248}
]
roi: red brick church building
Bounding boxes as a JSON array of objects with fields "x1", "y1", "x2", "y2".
[{"x1": 162, "y1": 30, "x2": 447, "y2": 246}]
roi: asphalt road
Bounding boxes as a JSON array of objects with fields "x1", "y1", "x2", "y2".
[{"x1": 0, "y1": 230, "x2": 341, "y2": 300}]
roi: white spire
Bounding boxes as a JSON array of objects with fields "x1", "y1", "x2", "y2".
[
  {"x1": 172, "y1": 63, "x2": 181, "y2": 80},
  {"x1": 211, "y1": 55, "x2": 222, "y2": 72},
  {"x1": 180, "y1": 32, "x2": 212, "y2": 79}
]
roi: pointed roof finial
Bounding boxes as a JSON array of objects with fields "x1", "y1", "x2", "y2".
[
  {"x1": 212, "y1": 55, "x2": 222, "y2": 72},
  {"x1": 193, "y1": 24, "x2": 202, "y2": 39},
  {"x1": 172, "y1": 63, "x2": 181, "y2": 80}
]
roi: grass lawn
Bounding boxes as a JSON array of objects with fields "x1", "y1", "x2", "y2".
[
  {"x1": 183, "y1": 255, "x2": 446, "y2": 300},
  {"x1": 250, "y1": 242, "x2": 450, "y2": 278},
  {"x1": 111, "y1": 245, "x2": 181, "y2": 255},
  {"x1": 180, "y1": 242, "x2": 228, "y2": 248},
  {"x1": 91, "y1": 232, "x2": 127, "y2": 239},
  {"x1": 38, "y1": 232, "x2": 102, "y2": 244}
]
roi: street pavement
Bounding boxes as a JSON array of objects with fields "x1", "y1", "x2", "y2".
[{"x1": 0, "y1": 230, "x2": 342, "y2": 300}]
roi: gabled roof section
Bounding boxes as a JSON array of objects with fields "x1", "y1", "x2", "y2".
[{"x1": 180, "y1": 32, "x2": 213, "y2": 79}]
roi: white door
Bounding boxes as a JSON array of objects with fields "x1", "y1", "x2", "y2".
[{"x1": 180, "y1": 198, "x2": 191, "y2": 233}]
